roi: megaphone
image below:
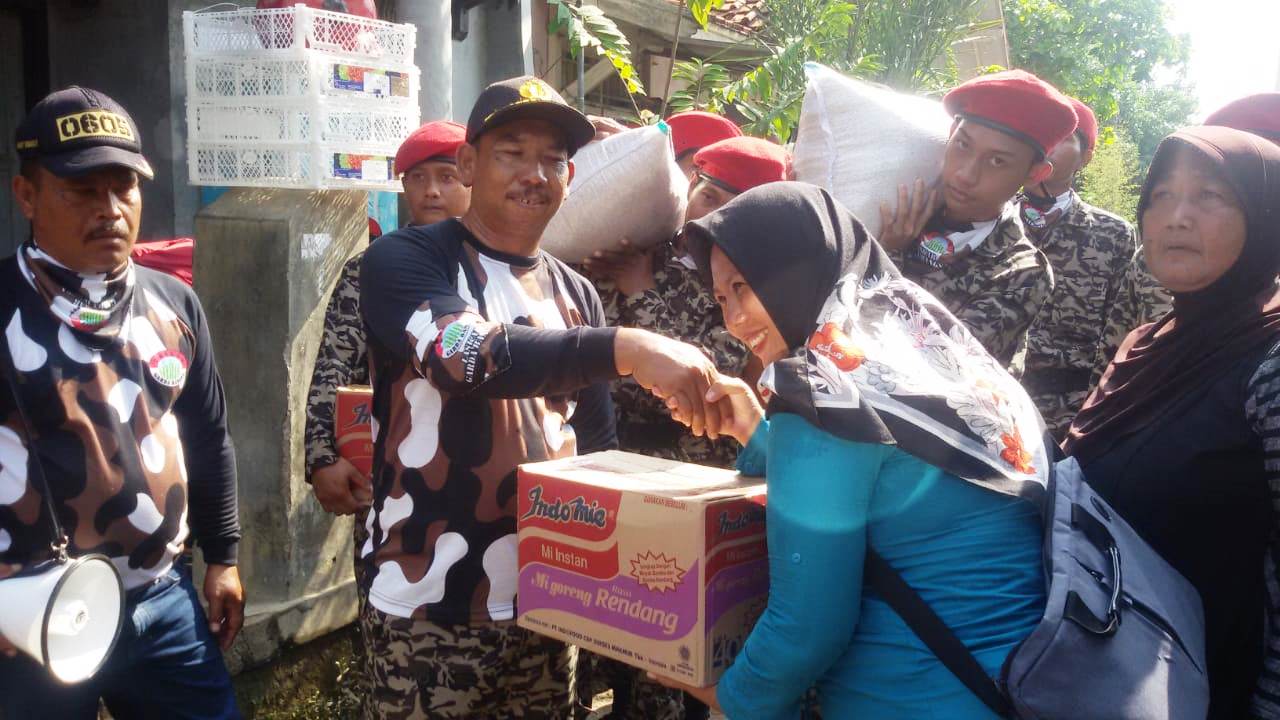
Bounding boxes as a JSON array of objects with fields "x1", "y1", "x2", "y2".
[{"x1": 0, "y1": 554, "x2": 125, "y2": 684}]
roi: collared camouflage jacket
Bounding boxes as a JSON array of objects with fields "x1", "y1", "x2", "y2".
[
  {"x1": 600, "y1": 241, "x2": 750, "y2": 468},
  {"x1": 1021, "y1": 194, "x2": 1141, "y2": 437},
  {"x1": 304, "y1": 251, "x2": 370, "y2": 475},
  {"x1": 896, "y1": 211, "x2": 1054, "y2": 378},
  {"x1": 1095, "y1": 245, "x2": 1173, "y2": 388}
]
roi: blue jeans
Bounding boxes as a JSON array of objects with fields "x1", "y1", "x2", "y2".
[{"x1": 0, "y1": 560, "x2": 240, "y2": 719}]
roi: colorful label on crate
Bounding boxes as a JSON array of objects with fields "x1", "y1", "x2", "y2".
[
  {"x1": 333, "y1": 153, "x2": 392, "y2": 182},
  {"x1": 332, "y1": 64, "x2": 410, "y2": 97}
]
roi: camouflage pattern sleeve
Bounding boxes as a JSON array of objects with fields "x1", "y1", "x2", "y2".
[
  {"x1": 954, "y1": 250, "x2": 1053, "y2": 378},
  {"x1": 305, "y1": 253, "x2": 369, "y2": 476},
  {"x1": 1092, "y1": 247, "x2": 1173, "y2": 388}
]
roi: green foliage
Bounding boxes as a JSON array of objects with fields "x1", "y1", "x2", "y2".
[
  {"x1": 687, "y1": 0, "x2": 726, "y2": 29},
  {"x1": 250, "y1": 657, "x2": 361, "y2": 720},
  {"x1": 1112, "y1": 79, "x2": 1198, "y2": 173},
  {"x1": 1078, "y1": 129, "x2": 1141, "y2": 222},
  {"x1": 854, "y1": 0, "x2": 997, "y2": 90},
  {"x1": 1003, "y1": 0, "x2": 1189, "y2": 123},
  {"x1": 547, "y1": 0, "x2": 645, "y2": 95},
  {"x1": 693, "y1": 0, "x2": 995, "y2": 141},
  {"x1": 666, "y1": 58, "x2": 732, "y2": 114}
]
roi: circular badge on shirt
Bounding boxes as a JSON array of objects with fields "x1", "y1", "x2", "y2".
[{"x1": 148, "y1": 349, "x2": 189, "y2": 387}]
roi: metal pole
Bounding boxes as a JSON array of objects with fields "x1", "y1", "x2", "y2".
[{"x1": 576, "y1": 2, "x2": 586, "y2": 112}]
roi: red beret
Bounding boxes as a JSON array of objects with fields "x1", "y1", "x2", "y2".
[
  {"x1": 394, "y1": 120, "x2": 467, "y2": 175},
  {"x1": 666, "y1": 111, "x2": 742, "y2": 158},
  {"x1": 944, "y1": 70, "x2": 1078, "y2": 156},
  {"x1": 693, "y1": 137, "x2": 792, "y2": 194},
  {"x1": 1068, "y1": 97, "x2": 1098, "y2": 153},
  {"x1": 1205, "y1": 93, "x2": 1280, "y2": 142}
]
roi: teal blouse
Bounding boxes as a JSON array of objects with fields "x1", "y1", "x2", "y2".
[{"x1": 716, "y1": 413, "x2": 1045, "y2": 719}]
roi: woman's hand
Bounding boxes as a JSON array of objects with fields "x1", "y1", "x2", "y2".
[
  {"x1": 665, "y1": 374, "x2": 763, "y2": 445},
  {"x1": 646, "y1": 673, "x2": 722, "y2": 713}
]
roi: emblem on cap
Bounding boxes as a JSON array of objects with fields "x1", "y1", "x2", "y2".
[
  {"x1": 55, "y1": 111, "x2": 135, "y2": 144},
  {"x1": 519, "y1": 79, "x2": 552, "y2": 101}
]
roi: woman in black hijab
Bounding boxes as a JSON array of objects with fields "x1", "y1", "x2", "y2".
[
  {"x1": 650, "y1": 182, "x2": 1051, "y2": 718},
  {"x1": 1064, "y1": 125, "x2": 1280, "y2": 718}
]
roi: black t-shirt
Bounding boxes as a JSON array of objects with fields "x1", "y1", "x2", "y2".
[{"x1": 359, "y1": 219, "x2": 619, "y2": 624}]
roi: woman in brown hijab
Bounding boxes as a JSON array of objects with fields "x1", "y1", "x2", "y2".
[{"x1": 1064, "y1": 125, "x2": 1280, "y2": 718}]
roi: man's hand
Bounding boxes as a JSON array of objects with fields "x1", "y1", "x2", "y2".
[
  {"x1": 311, "y1": 457, "x2": 372, "y2": 516},
  {"x1": 647, "y1": 672, "x2": 721, "y2": 713},
  {"x1": 877, "y1": 178, "x2": 940, "y2": 252},
  {"x1": 204, "y1": 564, "x2": 244, "y2": 651},
  {"x1": 614, "y1": 329, "x2": 723, "y2": 439},
  {"x1": 582, "y1": 240, "x2": 656, "y2": 297},
  {"x1": 0, "y1": 632, "x2": 16, "y2": 658},
  {"x1": 587, "y1": 115, "x2": 628, "y2": 142},
  {"x1": 701, "y1": 375, "x2": 765, "y2": 446}
]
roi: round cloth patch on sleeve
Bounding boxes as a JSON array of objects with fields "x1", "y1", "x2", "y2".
[{"x1": 148, "y1": 349, "x2": 189, "y2": 387}]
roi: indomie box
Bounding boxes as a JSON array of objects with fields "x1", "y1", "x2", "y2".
[
  {"x1": 517, "y1": 451, "x2": 768, "y2": 687},
  {"x1": 334, "y1": 385, "x2": 373, "y2": 476}
]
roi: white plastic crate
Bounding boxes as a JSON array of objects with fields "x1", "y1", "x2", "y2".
[
  {"x1": 190, "y1": 142, "x2": 398, "y2": 191},
  {"x1": 189, "y1": 55, "x2": 419, "y2": 107},
  {"x1": 190, "y1": 102, "x2": 418, "y2": 147},
  {"x1": 183, "y1": 5, "x2": 420, "y2": 190},
  {"x1": 184, "y1": 5, "x2": 415, "y2": 64}
]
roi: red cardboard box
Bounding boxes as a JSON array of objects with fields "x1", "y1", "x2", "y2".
[{"x1": 335, "y1": 385, "x2": 373, "y2": 476}]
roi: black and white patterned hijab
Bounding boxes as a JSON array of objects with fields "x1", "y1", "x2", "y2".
[{"x1": 686, "y1": 182, "x2": 1052, "y2": 504}]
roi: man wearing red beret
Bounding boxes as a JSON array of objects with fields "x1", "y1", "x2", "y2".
[
  {"x1": 665, "y1": 110, "x2": 743, "y2": 178},
  {"x1": 301, "y1": 120, "x2": 472, "y2": 693},
  {"x1": 1205, "y1": 93, "x2": 1280, "y2": 146},
  {"x1": 1018, "y1": 98, "x2": 1171, "y2": 439},
  {"x1": 879, "y1": 69, "x2": 1063, "y2": 376}
]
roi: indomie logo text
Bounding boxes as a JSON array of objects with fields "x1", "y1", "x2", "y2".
[
  {"x1": 344, "y1": 401, "x2": 371, "y2": 429},
  {"x1": 718, "y1": 506, "x2": 766, "y2": 537},
  {"x1": 521, "y1": 486, "x2": 607, "y2": 528},
  {"x1": 56, "y1": 111, "x2": 135, "y2": 143}
]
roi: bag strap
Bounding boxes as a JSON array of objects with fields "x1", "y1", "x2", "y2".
[
  {"x1": 0, "y1": 262, "x2": 70, "y2": 561},
  {"x1": 864, "y1": 548, "x2": 1012, "y2": 718}
]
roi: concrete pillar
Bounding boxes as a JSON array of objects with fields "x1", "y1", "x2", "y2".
[
  {"x1": 193, "y1": 188, "x2": 367, "y2": 672},
  {"x1": 397, "y1": 0, "x2": 453, "y2": 122}
]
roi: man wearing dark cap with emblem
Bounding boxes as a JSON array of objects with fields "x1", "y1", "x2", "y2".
[
  {"x1": 357, "y1": 76, "x2": 729, "y2": 718},
  {"x1": 879, "y1": 70, "x2": 1067, "y2": 377},
  {"x1": 1019, "y1": 97, "x2": 1171, "y2": 439},
  {"x1": 0, "y1": 87, "x2": 242, "y2": 718}
]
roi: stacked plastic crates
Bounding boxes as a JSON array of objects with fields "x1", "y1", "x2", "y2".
[{"x1": 184, "y1": 4, "x2": 419, "y2": 190}]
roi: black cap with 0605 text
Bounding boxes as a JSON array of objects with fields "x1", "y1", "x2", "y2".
[
  {"x1": 15, "y1": 86, "x2": 154, "y2": 179},
  {"x1": 465, "y1": 76, "x2": 596, "y2": 157}
]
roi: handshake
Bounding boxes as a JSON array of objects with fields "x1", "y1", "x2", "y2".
[{"x1": 614, "y1": 328, "x2": 764, "y2": 446}]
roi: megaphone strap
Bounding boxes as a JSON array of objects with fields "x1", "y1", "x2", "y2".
[{"x1": 0, "y1": 285, "x2": 71, "y2": 563}]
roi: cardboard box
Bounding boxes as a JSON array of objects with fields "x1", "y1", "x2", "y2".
[
  {"x1": 334, "y1": 386, "x2": 373, "y2": 476},
  {"x1": 517, "y1": 451, "x2": 768, "y2": 687}
]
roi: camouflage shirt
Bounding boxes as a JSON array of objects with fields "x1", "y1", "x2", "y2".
[
  {"x1": 305, "y1": 251, "x2": 369, "y2": 475},
  {"x1": 600, "y1": 242, "x2": 750, "y2": 468},
  {"x1": 1096, "y1": 246, "x2": 1173, "y2": 389},
  {"x1": 1021, "y1": 193, "x2": 1139, "y2": 437},
  {"x1": 895, "y1": 210, "x2": 1054, "y2": 377},
  {"x1": 360, "y1": 220, "x2": 618, "y2": 625},
  {"x1": 0, "y1": 258, "x2": 239, "y2": 590}
]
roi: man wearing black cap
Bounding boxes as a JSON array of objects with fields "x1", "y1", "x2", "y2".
[
  {"x1": 0, "y1": 87, "x2": 242, "y2": 718},
  {"x1": 357, "y1": 75, "x2": 726, "y2": 718}
]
